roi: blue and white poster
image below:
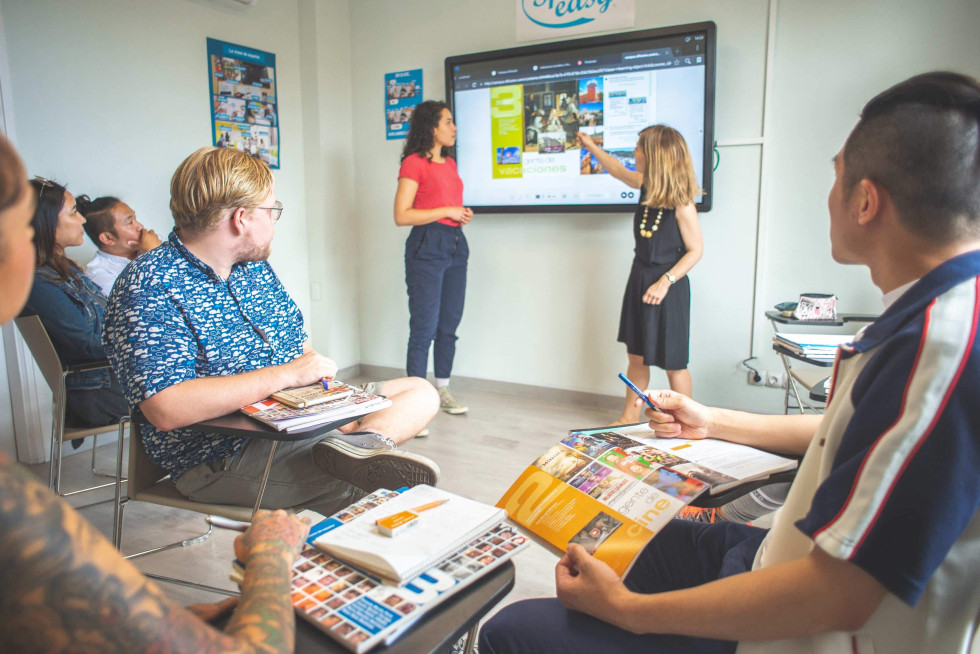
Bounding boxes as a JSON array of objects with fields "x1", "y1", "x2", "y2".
[
  {"x1": 516, "y1": 0, "x2": 635, "y2": 42},
  {"x1": 207, "y1": 38, "x2": 280, "y2": 169},
  {"x1": 385, "y1": 69, "x2": 423, "y2": 140}
]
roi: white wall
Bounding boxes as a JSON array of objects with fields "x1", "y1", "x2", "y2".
[
  {"x1": 347, "y1": 0, "x2": 980, "y2": 412},
  {"x1": 348, "y1": 0, "x2": 780, "y2": 410},
  {"x1": 297, "y1": 0, "x2": 361, "y2": 367},
  {"x1": 1, "y1": 0, "x2": 314, "y2": 316},
  {"x1": 0, "y1": 0, "x2": 359, "y2": 458},
  {"x1": 3, "y1": 0, "x2": 979, "y2": 460}
]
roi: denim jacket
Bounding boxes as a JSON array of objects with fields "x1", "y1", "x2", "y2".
[{"x1": 20, "y1": 265, "x2": 112, "y2": 391}]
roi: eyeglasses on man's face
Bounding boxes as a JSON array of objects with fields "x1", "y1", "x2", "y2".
[{"x1": 256, "y1": 200, "x2": 283, "y2": 223}]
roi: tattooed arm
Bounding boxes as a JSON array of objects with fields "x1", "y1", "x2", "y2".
[{"x1": 0, "y1": 452, "x2": 307, "y2": 654}]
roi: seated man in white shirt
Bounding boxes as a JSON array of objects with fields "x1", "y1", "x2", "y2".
[{"x1": 79, "y1": 194, "x2": 162, "y2": 296}]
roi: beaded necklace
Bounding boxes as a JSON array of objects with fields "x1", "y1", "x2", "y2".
[{"x1": 638, "y1": 206, "x2": 663, "y2": 238}]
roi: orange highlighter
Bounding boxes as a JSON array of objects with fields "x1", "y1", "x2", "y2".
[{"x1": 375, "y1": 499, "x2": 449, "y2": 537}]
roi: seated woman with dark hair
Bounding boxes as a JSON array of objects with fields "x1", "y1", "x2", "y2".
[{"x1": 20, "y1": 177, "x2": 128, "y2": 434}]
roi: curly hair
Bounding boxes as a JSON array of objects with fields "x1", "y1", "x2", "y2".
[{"x1": 401, "y1": 100, "x2": 452, "y2": 162}]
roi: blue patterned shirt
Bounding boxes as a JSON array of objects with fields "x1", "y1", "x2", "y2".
[{"x1": 102, "y1": 231, "x2": 307, "y2": 480}]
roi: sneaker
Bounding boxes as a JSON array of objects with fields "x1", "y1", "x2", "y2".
[
  {"x1": 676, "y1": 506, "x2": 724, "y2": 523},
  {"x1": 312, "y1": 432, "x2": 440, "y2": 492},
  {"x1": 438, "y1": 387, "x2": 469, "y2": 415}
]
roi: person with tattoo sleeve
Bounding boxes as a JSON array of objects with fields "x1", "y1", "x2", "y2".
[{"x1": 0, "y1": 133, "x2": 309, "y2": 653}]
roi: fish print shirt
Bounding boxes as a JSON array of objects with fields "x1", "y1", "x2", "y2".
[{"x1": 103, "y1": 230, "x2": 306, "y2": 480}]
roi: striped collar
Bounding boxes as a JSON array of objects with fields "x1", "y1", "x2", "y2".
[{"x1": 847, "y1": 250, "x2": 980, "y2": 355}]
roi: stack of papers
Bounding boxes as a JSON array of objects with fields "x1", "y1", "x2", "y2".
[{"x1": 773, "y1": 332, "x2": 854, "y2": 362}]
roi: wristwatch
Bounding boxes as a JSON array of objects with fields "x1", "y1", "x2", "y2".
[{"x1": 665, "y1": 273, "x2": 676, "y2": 285}]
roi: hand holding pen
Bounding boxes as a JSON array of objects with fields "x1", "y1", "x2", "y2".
[{"x1": 618, "y1": 373, "x2": 664, "y2": 414}]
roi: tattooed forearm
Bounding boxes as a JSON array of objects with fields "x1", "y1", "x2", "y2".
[{"x1": 0, "y1": 454, "x2": 297, "y2": 653}]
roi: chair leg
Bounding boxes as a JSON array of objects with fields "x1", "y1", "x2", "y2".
[
  {"x1": 462, "y1": 623, "x2": 480, "y2": 654},
  {"x1": 143, "y1": 571, "x2": 239, "y2": 598},
  {"x1": 122, "y1": 518, "x2": 214, "y2": 560},
  {"x1": 113, "y1": 417, "x2": 130, "y2": 549}
]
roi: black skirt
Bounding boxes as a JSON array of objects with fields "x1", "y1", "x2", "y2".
[{"x1": 617, "y1": 258, "x2": 691, "y2": 370}]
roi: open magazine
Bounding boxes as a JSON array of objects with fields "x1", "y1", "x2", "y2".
[
  {"x1": 311, "y1": 485, "x2": 508, "y2": 585},
  {"x1": 231, "y1": 490, "x2": 528, "y2": 653},
  {"x1": 240, "y1": 384, "x2": 391, "y2": 431},
  {"x1": 497, "y1": 423, "x2": 796, "y2": 578}
]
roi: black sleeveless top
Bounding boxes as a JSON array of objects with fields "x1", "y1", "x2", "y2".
[{"x1": 633, "y1": 189, "x2": 685, "y2": 266}]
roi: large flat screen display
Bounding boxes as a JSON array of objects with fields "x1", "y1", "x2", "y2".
[{"x1": 446, "y1": 22, "x2": 716, "y2": 213}]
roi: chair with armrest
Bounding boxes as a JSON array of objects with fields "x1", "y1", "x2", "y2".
[
  {"x1": 14, "y1": 315, "x2": 126, "y2": 503},
  {"x1": 112, "y1": 408, "x2": 362, "y2": 595}
]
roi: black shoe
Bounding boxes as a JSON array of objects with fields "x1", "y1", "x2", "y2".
[{"x1": 312, "y1": 432, "x2": 440, "y2": 493}]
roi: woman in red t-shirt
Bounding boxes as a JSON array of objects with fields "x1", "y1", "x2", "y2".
[{"x1": 394, "y1": 101, "x2": 472, "y2": 417}]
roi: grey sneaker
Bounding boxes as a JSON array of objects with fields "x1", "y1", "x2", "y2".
[
  {"x1": 312, "y1": 432, "x2": 440, "y2": 492},
  {"x1": 438, "y1": 387, "x2": 469, "y2": 415}
]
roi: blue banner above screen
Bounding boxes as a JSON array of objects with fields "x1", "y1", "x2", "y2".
[{"x1": 445, "y1": 22, "x2": 715, "y2": 213}]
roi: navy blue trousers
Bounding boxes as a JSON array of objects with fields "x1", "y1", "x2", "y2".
[
  {"x1": 479, "y1": 520, "x2": 767, "y2": 654},
  {"x1": 404, "y1": 223, "x2": 468, "y2": 379}
]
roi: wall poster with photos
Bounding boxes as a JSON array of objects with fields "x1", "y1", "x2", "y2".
[
  {"x1": 207, "y1": 38, "x2": 280, "y2": 169},
  {"x1": 385, "y1": 69, "x2": 423, "y2": 140}
]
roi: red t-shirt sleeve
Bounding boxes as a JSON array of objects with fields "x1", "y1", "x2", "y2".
[{"x1": 396, "y1": 154, "x2": 464, "y2": 215}]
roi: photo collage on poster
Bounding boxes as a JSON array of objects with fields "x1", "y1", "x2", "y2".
[
  {"x1": 207, "y1": 38, "x2": 280, "y2": 168},
  {"x1": 385, "y1": 68, "x2": 423, "y2": 140}
]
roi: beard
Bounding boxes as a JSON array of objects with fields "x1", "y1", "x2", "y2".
[{"x1": 236, "y1": 233, "x2": 271, "y2": 263}]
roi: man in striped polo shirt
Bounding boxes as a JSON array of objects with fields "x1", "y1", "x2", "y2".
[{"x1": 481, "y1": 72, "x2": 980, "y2": 654}]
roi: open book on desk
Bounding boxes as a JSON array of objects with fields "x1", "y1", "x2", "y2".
[
  {"x1": 497, "y1": 423, "x2": 796, "y2": 578},
  {"x1": 240, "y1": 383, "x2": 391, "y2": 432},
  {"x1": 232, "y1": 489, "x2": 528, "y2": 653},
  {"x1": 312, "y1": 485, "x2": 508, "y2": 585}
]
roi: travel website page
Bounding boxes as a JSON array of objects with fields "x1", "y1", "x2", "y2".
[{"x1": 453, "y1": 47, "x2": 706, "y2": 209}]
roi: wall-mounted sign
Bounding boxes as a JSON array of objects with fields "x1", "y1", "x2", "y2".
[
  {"x1": 385, "y1": 69, "x2": 423, "y2": 140},
  {"x1": 516, "y1": 0, "x2": 635, "y2": 42},
  {"x1": 207, "y1": 38, "x2": 280, "y2": 169}
]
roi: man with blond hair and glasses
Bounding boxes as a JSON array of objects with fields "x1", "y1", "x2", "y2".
[{"x1": 104, "y1": 147, "x2": 439, "y2": 515}]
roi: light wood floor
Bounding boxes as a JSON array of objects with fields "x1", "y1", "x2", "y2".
[{"x1": 26, "y1": 383, "x2": 622, "y2": 625}]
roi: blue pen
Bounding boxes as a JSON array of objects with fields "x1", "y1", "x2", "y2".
[
  {"x1": 618, "y1": 373, "x2": 664, "y2": 413},
  {"x1": 321, "y1": 377, "x2": 330, "y2": 391}
]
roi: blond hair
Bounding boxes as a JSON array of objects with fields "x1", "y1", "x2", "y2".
[
  {"x1": 170, "y1": 147, "x2": 273, "y2": 233},
  {"x1": 637, "y1": 125, "x2": 702, "y2": 209}
]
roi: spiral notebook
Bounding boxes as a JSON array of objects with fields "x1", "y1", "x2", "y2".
[{"x1": 312, "y1": 485, "x2": 507, "y2": 585}]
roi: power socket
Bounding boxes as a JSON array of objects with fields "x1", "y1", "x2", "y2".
[
  {"x1": 765, "y1": 372, "x2": 787, "y2": 388},
  {"x1": 747, "y1": 370, "x2": 787, "y2": 388}
]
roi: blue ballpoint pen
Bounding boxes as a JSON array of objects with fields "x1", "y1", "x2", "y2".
[{"x1": 618, "y1": 373, "x2": 664, "y2": 413}]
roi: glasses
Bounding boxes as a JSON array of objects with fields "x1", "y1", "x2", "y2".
[
  {"x1": 257, "y1": 200, "x2": 283, "y2": 223},
  {"x1": 33, "y1": 175, "x2": 56, "y2": 200}
]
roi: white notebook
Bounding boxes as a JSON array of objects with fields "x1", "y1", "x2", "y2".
[{"x1": 312, "y1": 485, "x2": 507, "y2": 584}]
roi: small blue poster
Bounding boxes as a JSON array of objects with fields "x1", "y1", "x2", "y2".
[
  {"x1": 385, "y1": 69, "x2": 423, "y2": 140},
  {"x1": 207, "y1": 38, "x2": 280, "y2": 169}
]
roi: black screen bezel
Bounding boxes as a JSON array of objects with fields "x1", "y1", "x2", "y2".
[{"x1": 444, "y1": 21, "x2": 716, "y2": 214}]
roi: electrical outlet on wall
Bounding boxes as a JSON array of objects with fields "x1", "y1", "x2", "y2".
[
  {"x1": 747, "y1": 370, "x2": 787, "y2": 388},
  {"x1": 765, "y1": 372, "x2": 787, "y2": 388}
]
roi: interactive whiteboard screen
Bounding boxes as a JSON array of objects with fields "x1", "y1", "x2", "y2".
[{"x1": 446, "y1": 22, "x2": 716, "y2": 213}]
